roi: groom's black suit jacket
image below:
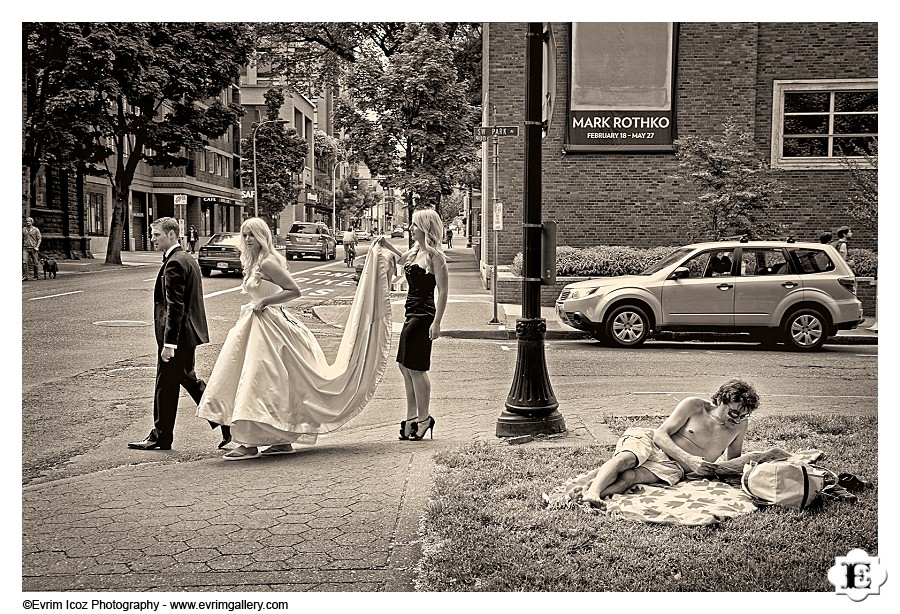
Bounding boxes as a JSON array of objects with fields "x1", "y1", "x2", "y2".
[{"x1": 154, "y1": 246, "x2": 209, "y2": 349}]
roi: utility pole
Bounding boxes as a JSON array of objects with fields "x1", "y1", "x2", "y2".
[{"x1": 496, "y1": 22, "x2": 565, "y2": 438}]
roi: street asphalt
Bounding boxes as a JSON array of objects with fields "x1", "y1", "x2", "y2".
[{"x1": 21, "y1": 244, "x2": 877, "y2": 593}]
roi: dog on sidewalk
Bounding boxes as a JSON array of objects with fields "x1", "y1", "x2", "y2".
[{"x1": 41, "y1": 256, "x2": 58, "y2": 279}]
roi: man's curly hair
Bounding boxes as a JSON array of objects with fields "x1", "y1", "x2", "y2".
[{"x1": 712, "y1": 379, "x2": 760, "y2": 412}]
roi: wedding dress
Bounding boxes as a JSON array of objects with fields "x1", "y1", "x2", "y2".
[{"x1": 197, "y1": 243, "x2": 393, "y2": 446}]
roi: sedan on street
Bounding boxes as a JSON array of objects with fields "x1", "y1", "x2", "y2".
[
  {"x1": 198, "y1": 233, "x2": 242, "y2": 277},
  {"x1": 556, "y1": 239, "x2": 864, "y2": 351}
]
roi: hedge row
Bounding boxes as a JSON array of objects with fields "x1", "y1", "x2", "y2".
[{"x1": 510, "y1": 245, "x2": 878, "y2": 278}]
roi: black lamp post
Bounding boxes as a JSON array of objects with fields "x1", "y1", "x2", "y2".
[{"x1": 496, "y1": 23, "x2": 565, "y2": 438}]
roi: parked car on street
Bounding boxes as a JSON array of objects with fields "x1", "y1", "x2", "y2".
[
  {"x1": 285, "y1": 222, "x2": 337, "y2": 261},
  {"x1": 555, "y1": 239, "x2": 864, "y2": 351},
  {"x1": 198, "y1": 233, "x2": 242, "y2": 277},
  {"x1": 354, "y1": 229, "x2": 372, "y2": 242},
  {"x1": 390, "y1": 227, "x2": 405, "y2": 238}
]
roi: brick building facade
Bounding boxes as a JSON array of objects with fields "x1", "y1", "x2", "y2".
[{"x1": 479, "y1": 22, "x2": 878, "y2": 280}]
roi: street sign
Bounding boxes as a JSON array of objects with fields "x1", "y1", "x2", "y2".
[
  {"x1": 174, "y1": 194, "x2": 187, "y2": 205},
  {"x1": 493, "y1": 202, "x2": 503, "y2": 231},
  {"x1": 474, "y1": 126, "x2": 520, "y2": 138}
]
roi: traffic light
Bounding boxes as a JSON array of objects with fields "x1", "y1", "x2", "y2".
[{"x1": 350, "y1": 178, "x2": 359, "y2": 190}]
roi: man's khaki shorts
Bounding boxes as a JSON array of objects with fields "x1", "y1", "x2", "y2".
[{"x1": 615, "y1": 426, "x2": 685, "y2": 486}]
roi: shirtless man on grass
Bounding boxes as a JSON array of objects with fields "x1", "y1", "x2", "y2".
[{"x1": 582, "y1": 379, "x2": 760, "y2": 506}]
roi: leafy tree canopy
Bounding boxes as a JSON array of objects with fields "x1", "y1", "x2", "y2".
[
  {"x1": 249, "y1": 22, "x2": 482, "y2": 214},
  {"x1": 673, "y1": 119, "x2": 786, "y2": 241},
  {"x1": 240, "y1": 87, "x2": 308, "y2": 226},
  {"x1": 839, "y1": 139, "x2": 878, "y2": 234},
  {"x1": 23, "y1": 22, "x2": 255, "y2": 264}
]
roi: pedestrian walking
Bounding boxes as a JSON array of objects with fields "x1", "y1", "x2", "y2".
[
  {"x1": 819, "y1": 231, "x2": 832, "y2": 244},
  {"x1": 128, "y1": 217, "x2": 218, "y2": 451},
  {"x1": 197, "y1": 218, "x2": 395, "y2": 460},
  {"x1": 376, "y1": 208, "x2": 448, "y2": 442},
  {"x1": 187, "y1": 225, "x2": 199, "y2": 253},
  {"x1": 831, "y1": 226, "x2": 853, "y2": 259},
  {"x1": 22, "y1": 217, "x2": 41, "y2": 281},
  {"x1": 445, "y1": 226, "x2": 453, "y2": 248}
]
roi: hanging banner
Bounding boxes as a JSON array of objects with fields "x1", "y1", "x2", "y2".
[{"x1": 565, "y1": 22, "x2": 678, "y2": 153}]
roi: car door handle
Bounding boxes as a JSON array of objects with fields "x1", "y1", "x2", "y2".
[
  {"x1": 782, "y1": 282, "x2": 798, "y2": 289},
  {"x1": 717, "y1": 283, "x2": 733, "y2": 290}
]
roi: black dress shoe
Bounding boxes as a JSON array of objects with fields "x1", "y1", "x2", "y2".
[
  {"x1": 218, "y1": 425, "x2": 232, "y2": 450},
  {"x1": 127, "y1": 437, "x2": 171, "y2": 450},
  {"x1": 208, "y1": 421, "x2": 232, "y2": 449}
]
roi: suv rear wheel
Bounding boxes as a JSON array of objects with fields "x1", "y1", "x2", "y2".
[
  {"x1": 604, "y1": 304, "x2": 650, "y2": 348},
  {"x1": 782, "y1": 307, "x2": 828, "y2": 351}
]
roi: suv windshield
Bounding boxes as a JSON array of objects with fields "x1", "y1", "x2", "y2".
[
  {"x1": 641, "y1": 247, "x2": 694, "y2": 275},
  {"x1": 289, "y1": 224, "x2": 325, "y2": 235}
]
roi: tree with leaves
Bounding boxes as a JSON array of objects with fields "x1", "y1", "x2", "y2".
[
  {"x1": 839, "y1": 139, "x2": 878, "y2": 234},
  {"x1": 338, "y1": 24, "x2": 480, "y2": 213},
  {"x1": 23, "y1": 22, "x2": 255, "y2": 264},
  {"x1": 673, "y1": 119, "x2": 786, "y2": 241},
  {"x1": 240, "y1": 88, "x2": 308, "y2": 231},
  {"x1": 250, "y1": 22, "x2": 482, "y2": 215}
]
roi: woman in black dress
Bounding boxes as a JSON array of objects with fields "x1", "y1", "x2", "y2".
[{"x1": 376, "y1": 208, "x2": 448, "y2": 441}]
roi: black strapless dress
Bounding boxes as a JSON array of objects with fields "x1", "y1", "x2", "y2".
[{"x1": 396, "y1": 262, "x2": 437, "y2": 371}]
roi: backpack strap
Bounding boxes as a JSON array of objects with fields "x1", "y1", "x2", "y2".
[{"x1": 800, "y1": 464, "x2": 810, "y2": 510}]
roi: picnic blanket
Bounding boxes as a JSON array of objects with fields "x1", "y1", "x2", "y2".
[{"x1": 543, "y1": 448, "x2": 825, "y2": 526}]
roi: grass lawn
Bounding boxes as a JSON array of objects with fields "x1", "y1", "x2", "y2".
[{"x1": 418, "y1": 414, "x2": 877, "y2": 592}]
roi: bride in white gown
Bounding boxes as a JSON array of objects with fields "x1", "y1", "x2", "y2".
[{"x1": 197, "y1": 217, "x2": 393, "y2": 460}]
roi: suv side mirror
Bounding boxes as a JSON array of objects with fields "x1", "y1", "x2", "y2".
[{"x1": 669, "y1": 266, "x2": 690, "y2": 280}]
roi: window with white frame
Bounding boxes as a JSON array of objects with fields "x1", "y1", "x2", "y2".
[
  {"x1": 199, "y1": 149, "x2": 206, "y2": 172},
  {"x1": 222, "y1": 155, "x2": 228, "y2": 178},
  {"x1": 771, "y1": 79, "x2": 877, "y2": 169}
]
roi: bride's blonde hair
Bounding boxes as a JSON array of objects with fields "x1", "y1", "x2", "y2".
[
  {"x1": 408, "y1": 208, "x2": 446, "y2": 275},
  {"x1": 238, "y1": 217, "x2": 288, "y2": 282}
]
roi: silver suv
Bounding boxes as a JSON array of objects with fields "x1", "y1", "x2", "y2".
[
  {"x1": 556, "y1": 240, "x2": 864, "y2": 351},
  {"x1": 285, "y1": 222, "x2": 337, "y2": 261}
]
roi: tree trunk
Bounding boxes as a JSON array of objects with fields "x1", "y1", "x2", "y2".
[{"x1": 105, "y1": 184, "x2": 127, "y2": 265}]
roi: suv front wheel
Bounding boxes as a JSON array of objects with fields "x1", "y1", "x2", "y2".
[
  {"x1": 604, "y1": 304, "x2": 651, "y2": 348},
  {"x1": 782, "y1": 307, "x2": 828, "y2": 351}
]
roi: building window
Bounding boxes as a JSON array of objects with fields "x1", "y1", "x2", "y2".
[
  {"x1": 87, "y1": 193, "x2": 105, "y2": 235},
  {"x1": 771, "y1": 79, "x2": 877, "y2": 170},
  {"x1": 207, "y1": 151, "x2": 215, "y2": 173},
  {"x1": 214, "y1": 154, "x2": 222, "y2": 176},
  {"x1": 222, "y1": 155, "x2": 229, "y2": 178},
  {"x1": 199, "y1": 150, "x2": 206, "y2": 172}
]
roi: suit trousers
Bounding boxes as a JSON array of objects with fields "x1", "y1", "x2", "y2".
[{"x1": 152, "y1": 344, "x2": 205, "y2": 445}]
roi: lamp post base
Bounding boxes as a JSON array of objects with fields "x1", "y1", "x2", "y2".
[
  {"x1": 496, "y1": 317, "x2": 566, "y2": 438},
  {"x1": 496, "y1": 409, "x2": 566, "y2": 438}
]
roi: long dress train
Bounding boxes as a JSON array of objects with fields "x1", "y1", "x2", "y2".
[{"x1": 197, "y1": 243, "x2": 393, "y2": 446}]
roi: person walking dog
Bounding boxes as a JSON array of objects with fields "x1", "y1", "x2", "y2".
[{"x1": 22, "y1": 217, "x2": 41, "y2": 281}]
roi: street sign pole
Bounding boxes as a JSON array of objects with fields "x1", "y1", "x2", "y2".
[
  {"x1": 489, "y1": 107, "x2": 502, "y2": 325},
  {"x1": 475, "y1": 120, "x2": 518, "y2": 326}
]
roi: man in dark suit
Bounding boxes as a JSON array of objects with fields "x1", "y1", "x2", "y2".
[{"x1": 128, "y1": 217, "x2": 228, "y2": 450}]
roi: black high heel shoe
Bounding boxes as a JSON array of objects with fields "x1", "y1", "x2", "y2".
[
  {"x1": 408, "y1": 416, "x2": 435, "y2": 441},
  {"x1": 398, "y1": 420, "x2": 414, "y2": 440}
]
